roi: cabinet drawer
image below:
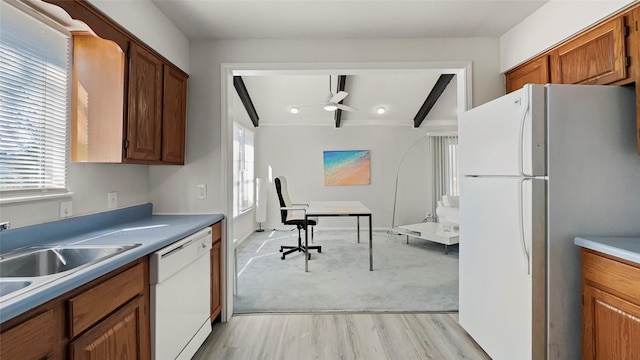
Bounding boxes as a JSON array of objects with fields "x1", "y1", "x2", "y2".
[
  {"x1": 582, "y1": 249, "x2": 640, "y2": 304},
  {"x1": 212, "y1": 221, "x2": 222, "y2": 242},
  {"x1": 0, "y1": 309, "x2": 56, "y2": 359},
  {"x1": 69, "y1": 262, "x2": 144, "y2": 337}
]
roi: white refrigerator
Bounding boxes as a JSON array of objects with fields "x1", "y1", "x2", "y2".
[{"x1": 458, "y1": 84, "x2": 640, "y2": 360}]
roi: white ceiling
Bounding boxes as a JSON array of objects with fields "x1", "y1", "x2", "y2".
[
  {"x1": 151, "y1": 0, "x2": 548, "y2": 40},
  {"x1": 151, "y1": 0, "x2": 549, "y2": 128}
]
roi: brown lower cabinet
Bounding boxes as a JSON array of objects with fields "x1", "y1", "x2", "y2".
[
  {"x1": 581, "y1": 249, "x2": 640, "y2": 359},
  {"x1": 0, "y1": 258, "x2": 150, "y2": 360},
  {"x1": 211, "y1": 221, "x2": 223, "y2": 321},
  {"x1": 0, "y1": 308, "x2": 60, "y2": 359},
  {"x1": 70, "y1": 296, "x2": 147, "y2": 359}
]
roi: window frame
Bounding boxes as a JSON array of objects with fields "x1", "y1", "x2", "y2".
[{"x1": 233, "y1": 122, "x2": 255, "y2": 217}]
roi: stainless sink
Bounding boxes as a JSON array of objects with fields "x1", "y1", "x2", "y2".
[
  {"x1": 0, "y1": 244, "x2": 140, "y2": 302},
  {"x1": 0, "y1": 280, "x2": 32, "y2": 297},
  {"x1": 0, "y1": 245, "x2": 138, "y2": 278}
]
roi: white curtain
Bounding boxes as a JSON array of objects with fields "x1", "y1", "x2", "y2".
[{"x1": 431, "y1": 136, "x2": 459, "y2": 219}]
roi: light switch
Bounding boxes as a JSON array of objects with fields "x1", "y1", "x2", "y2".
[
  {"x1": 197, "y1": 184, "x2": 207, "y2": 199},
  {"x1": 108, "y1": 192, "x2": 118, "y2": 209},
  {"x1": 59, "y1": 201, "x2": 72, "y2": 218}
]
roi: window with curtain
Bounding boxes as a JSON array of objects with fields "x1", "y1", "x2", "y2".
[
  {"x1": 444, "y1": 136, "x2": 459, "y2": 196},
  {"x1": 432, "y1": 135, "x2": 459, "y2": 213},
  {"x1": 233, "y1": 123, "x2": 254, "y2": 216},
  {"x1": 0, "y1": 2, "x2": 70, "y2": 194}
]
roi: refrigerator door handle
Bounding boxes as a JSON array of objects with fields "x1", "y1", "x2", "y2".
[
  {"x1": 518, "y1": 178, "x2": 531, "y2": 275},
  {"x1": 517, "y1": 85, "x2": 531, "y2": 177}
]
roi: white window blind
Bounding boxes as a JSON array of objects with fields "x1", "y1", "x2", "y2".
[
  {"x1": 233, "y1": 123, "x2": 254, "y2": 217},
  {"x1": 0, "y1": 2, "x2": 70, "y2": 192}
]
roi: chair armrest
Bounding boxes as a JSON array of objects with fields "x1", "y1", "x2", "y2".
[
  {"x1": 281, "y1": 206, "x2": 307, "y2": 213},
  {"x1": 291, "y1": 203, "x2": 309, "y2": 207}
]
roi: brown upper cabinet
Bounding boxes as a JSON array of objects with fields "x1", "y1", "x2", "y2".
[
  {"x1": 72, "y1": 34, "x2": 125, "y2": 163},
  {"x1": 505, "y1": 55, "x2": 550, "y2": 94},
  {"x1": 126, "y1": 42, "x2": 188, "y2": 164},
  {"x1": 161, "y1": 66, "x2": 188, "y2": 164},
  {"x1": 127, "y1": 42, "x2": 164, "y2": 162},
  {"x1": 504, "y1": 3, "x2": 640, "y2": 155},
  {"x1": 45, "y1": 0, "x2": 188, "y2": 165},
  {"x1": 552, "y1": 17, "x2": 628, "y2": 85},
  {"x1": 505, "y1": 7, "x2": 633, "y2": 93}
]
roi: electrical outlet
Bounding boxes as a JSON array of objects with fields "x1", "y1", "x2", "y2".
[
  {"x1": 197, "y1": 184, "x2": 207, "y2": 199},
  {"x1": 0, "y1": 222, "x2": 10, "y2": 231},
  {"x1": 59, "y1": 201, "x2": 72, "y2": 218},
  {"x1": 108, "y1": 192, "x2": 118, "y2": 209}
]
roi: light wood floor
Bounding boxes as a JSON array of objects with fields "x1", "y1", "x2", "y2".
[{"x1": 193, "y1": 312, "x2": 490, "y2": 360}]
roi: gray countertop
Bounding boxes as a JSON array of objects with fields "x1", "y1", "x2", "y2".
[
  {"x1": 574, "y1": 236, "x2": 640, "y2": 265},
  {"x1": 0, "y1": 203, "x2": 224, "y2": 323}
]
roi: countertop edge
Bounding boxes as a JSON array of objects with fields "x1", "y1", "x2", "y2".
[
  {"x1": 0, "y1": 212, "x2": 225, "y2": 324},
  {"x1": 574, "y1": 236, "x2": 640, "y2": 265}
]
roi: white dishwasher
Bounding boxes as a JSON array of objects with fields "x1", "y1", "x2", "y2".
[{"x1": 150, "y1": 227, "x2": 212, "y2": 360}]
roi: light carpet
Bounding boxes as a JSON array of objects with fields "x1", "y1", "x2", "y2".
[{"x1": 233, "y1": 228, "x2": 459, "y2": 313}]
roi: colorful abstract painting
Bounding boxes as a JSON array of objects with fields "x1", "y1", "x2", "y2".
[{"x1": 323, "y1": 150, "x2": 371, "y2": 186}]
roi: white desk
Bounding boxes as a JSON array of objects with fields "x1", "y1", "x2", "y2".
[
  {"x1": 304, "y1": 201, "x2": 373, "y2": 272},
  {"x1": 395, "y1": 222, "x2": 459, "y2": 254}
]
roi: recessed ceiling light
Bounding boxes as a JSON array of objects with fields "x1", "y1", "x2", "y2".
[
  {"x1": 289, "y1": 106, "x2": 299, "y2": 114},
  {"x1": 376, "y1": 107, "x2": 386, "y2": 114}
]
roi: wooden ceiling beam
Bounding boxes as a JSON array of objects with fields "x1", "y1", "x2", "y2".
[
  {"x1": 413, "y1": 74, "x2": 455, "y2": 128},
  {"x1": 334, "y1": 75, "x2": 347, "y2": 128},
  {"x1": 233, "y1": 76, "x2": 259, "y2": 127}
]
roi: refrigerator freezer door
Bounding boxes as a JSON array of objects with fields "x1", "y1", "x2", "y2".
[
  {"x1": 459, "y1": 176, "x2": 546, "y2": 360},
  {"x1": 459, "y1": 84, "x2": 546, "y2": 177}
]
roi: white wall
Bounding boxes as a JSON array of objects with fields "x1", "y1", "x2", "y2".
[
  {"x1": 149, "y1": 37, "x2": 502, "y2": 239},
  {"x1": 0, "y1": 164, "x2": 150, "y2": 229},
  {"x1": 0, "y1": 0, "x2": 190, "y2": 229},
  {"x1": 256, "y1": 125, "x2": 433, "y2": 230},
  {"x1": 500, "y1": 0, "x2": 635, "y2": 72}
]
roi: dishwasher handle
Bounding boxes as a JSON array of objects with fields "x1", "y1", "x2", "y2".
[
  {"x1": 150, "y1": 227, "x2": 213, "y2": 284},
  {"x1": 160, "y1": 238, "x2": 197, "y2": 259}
]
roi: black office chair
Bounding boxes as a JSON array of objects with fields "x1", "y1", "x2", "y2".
[{"x1": 274, "y1": 176, "x2": 321, "y2": 260}]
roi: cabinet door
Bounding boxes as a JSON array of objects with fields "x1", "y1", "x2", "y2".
[
  {"x1": 70, "y1": 296, "x2": 149, "y2": 360},
  {"x1": 0, "y1": 309, "x2": 59, "y2": 359},
  {"x1": 127, "y1": 42, "x2": 163, "y2": 161},
  {"x1": 554, "y1": 17, "x2": 627, "y2": 85},
  {"x1": 162, "y1": 66, "x2": 187, "y2": 164},
  {"x1": 505, "y1": 55, "x2": 550, "y2": 94},
  {"x1": 211, "y1": 238, "x2": 222, "y2": 320},
  {"x1": 583, "y1": 285, "x2": 640, "y2": 360}
]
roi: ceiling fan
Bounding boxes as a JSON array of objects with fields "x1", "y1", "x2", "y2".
[{"x1": 299, "y1": 76, "x2": 357, "y2": 112}]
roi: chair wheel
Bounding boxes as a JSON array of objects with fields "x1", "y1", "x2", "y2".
[
  {"x1": 279, "y1": 249, "x2": 283, "y2": 252},
  {"x1": 318, "y1": 249, "x2": 321, "y2": 253},
  {"x1": 281, "y1": 255, "x2": 285, "y2": 260},
  {"x1": 308, "y1": 254, "x2": 311, "y2": 260}
]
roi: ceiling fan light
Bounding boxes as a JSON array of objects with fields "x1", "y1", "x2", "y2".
[
  {"x1": 323, "y1": 103, "x2": 338, "y2": 111},
  {"x1": 376, "y1": 107, "x2": 386, "y2": 114},
  {"x1": 289, "y1": 106, "x2": 299, "y2": 114}
]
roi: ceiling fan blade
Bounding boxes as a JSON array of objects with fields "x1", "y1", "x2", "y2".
[
  {"x1": 336, "y1": 104, "x2": 357, "y2": 112},
  {"x1": 329, "y1": 91, "x2": 348, "y2": 103}
]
